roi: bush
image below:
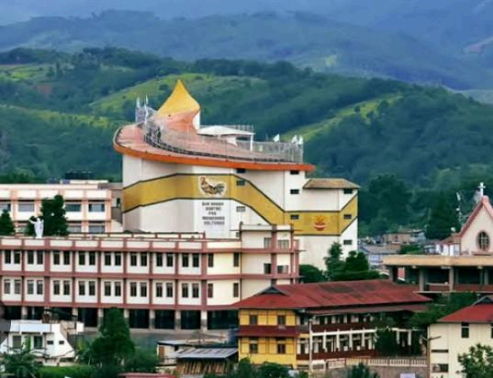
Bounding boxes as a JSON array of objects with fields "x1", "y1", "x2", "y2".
[{"x1": 38, "y1": 365, "x2": 95, "y2": 378}]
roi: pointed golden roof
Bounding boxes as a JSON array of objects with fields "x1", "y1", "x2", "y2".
[{"x1": 157, "y1": 80, "x2": 200, "y2": 117}]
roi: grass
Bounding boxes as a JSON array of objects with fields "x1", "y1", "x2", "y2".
[{"x1": 0, "y1": 63, "x2": 51, "y2": 82}]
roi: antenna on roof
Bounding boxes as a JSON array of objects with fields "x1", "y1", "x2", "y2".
[{"x1": 136, "y1": 97, "x2": 141, "y2": 109}]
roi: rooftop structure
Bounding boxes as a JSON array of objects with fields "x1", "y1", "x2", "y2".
[{"x1": 114, "y1": 80, "x2": 358, "y2": 266}]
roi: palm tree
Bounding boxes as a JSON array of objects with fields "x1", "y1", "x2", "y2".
[
  {"x1": 1, "y1": 340, "x2": 41, "y2": 378},
  {"x1": 347, "y1": 363, "x2": 380, "y2": 378}
]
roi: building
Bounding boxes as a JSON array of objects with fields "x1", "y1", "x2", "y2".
[
  {"x1": 172, "y1": 347, "x2": 238, "y2": 376},
  {"x1": 0, "y1": 319, "x2": 84, "y2": 365},
  {"x1": 234, "y1": 280, "x2": 430, "y2": 371},
  {"x1": 382, "y1": 229, "x2": 425, "y2": 246},
  {"x1": 113, "y1": 80, "x2": 358, "y2": 267},
  {"x1": 428, "y1": 295, "x2": 493, "y2": 378},
  {"x1": 0, "y1": 180, "x2": 122, "y2": 233},
  {"x1": 0, "y1": 224, "x2": 299, "y2": 332},
  {"x1": 360, "y1": 244, "x2": 400, "y2": 269},
  {"x1": 385, "y1": 194, "x2": 493, "y2": 295}
]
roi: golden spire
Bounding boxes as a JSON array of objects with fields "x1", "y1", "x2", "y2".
[{"x1": 157, "y1": 80, "x2": 200, "y2": 117}]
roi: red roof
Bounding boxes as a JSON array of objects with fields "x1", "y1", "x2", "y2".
[
  {"x1": 234, "y1": 280, "x2": 431, "y2": 310},
  {"x1": 439, "y1": 303, "x2": 493, "y2": 323},
  {"x1": 236, "y1": 325, "x2": 300, "y2": 337}
]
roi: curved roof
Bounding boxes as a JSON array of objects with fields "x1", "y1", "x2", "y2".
[{"x1": 157, "y1": 80, "x2": 200, "y2": 118}]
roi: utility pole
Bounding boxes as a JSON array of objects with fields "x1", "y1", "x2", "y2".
[{"x1": 308, "y1": 317, "x2": 313, "y2": 376}]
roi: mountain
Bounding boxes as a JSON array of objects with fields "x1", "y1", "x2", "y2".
[
  {"x1": 2, "y1": 47, "x2": 493, "y2": 188},
  {"x1": 0, "y1": 11, "x2": 492, "y2": 89}
]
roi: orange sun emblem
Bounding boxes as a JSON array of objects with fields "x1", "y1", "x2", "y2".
[{"x1": 313, "y1": 215, "x2": 327, "y2": 231}]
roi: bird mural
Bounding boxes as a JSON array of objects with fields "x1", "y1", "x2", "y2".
[{"x1": 199, "y1": 176, "x2": 226, "y2": 196}]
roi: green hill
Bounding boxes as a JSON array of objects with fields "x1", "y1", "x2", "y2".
[{"x1": 2, "y1": 47, "x2": 493, "y2": 188}]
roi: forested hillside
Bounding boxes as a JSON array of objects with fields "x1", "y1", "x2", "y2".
[
  {"x1": 1, "y1": 11, "x2": 492, "y2": 90},
  {"x1": 1, "y1": 47, "x2": 493, "y2": 191}
]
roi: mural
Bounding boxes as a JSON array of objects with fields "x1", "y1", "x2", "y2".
[{"x1": 198, "y1": 176, "x2": 226, "y2": 197}]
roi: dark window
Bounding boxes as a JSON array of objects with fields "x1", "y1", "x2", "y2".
[
  {"x1": 79, "y1": 281, "x2": 86, "y2": 296},
  {"x1": 208, "y1": 254, "x2": 214, "y2": 268},
  {"x1": 156, "y1": 283, "x2": 163, "y2": 298},
  {"x1": 343, "y1": 240, "x2": 353, "y2": 245},
  {"x1": 14, "y1": 251, "x2": 20, "y2": 264},
  {"x1": 166, "y1": 253, "x2": 173, "y2": 267},
  {"x1": 249, "y1": 338, "x2": 258, "y2": 354},
  {"x1": 343, "y1": 188, "x2": 354, "y2": 195},
  {"x1": 63, "y1": 251, "x2": 70, "y2": 265},
  {"x1": 462, "y1": 323, "x2": 469, "y2": 338},
  {"x1": 344, "y1": 214, "x2": 352, "y2": 220},
  {"x1": 192, "y1": 254, "x2": 200, "y2": 268},
  {"x1": 89, "y1": 252, "x2": 96, "y2": 266},
  {"x1": 156, "y1": 253, "x2": 163, "y2": 267},
  {"x1": 277, "y1": 340, "x2": 286, "y2": 354},
  {"x1": 140, "y1": 282, "x2": 147, "y2": 297},
  {"x1": 233, "y1": 253, "x2": 240, "y2": 267},
  {"x1": 104, "y1": 282, "x2": 111, "y2": 296},
  {"x1": 233, "y1": 283, "x2": 239, "y2": 298},
  {"x1": 53, "y1": 252, "x2": 60, "y2": 265},
  {"x1": 63, "y1": 280, "x2": 70, "y2": 295},
  {"x1": 207, "y1": 283, "x2": 213, "y2": 298},
  {"x1": 140, "y1": 254, "x2": 147, "y2": 267},
  {"x1": 236, "y1": 206, "x2": 246, "y2": 213},
  {"x1": 104, "y1": 253, "x2": 111, "y2": 266},
  {"x1": 236, "y1": 168, "x2": 246, "y2": 174},
  {"x1": 27, "y1": 252, "x2": 34, "y2": 265},
  {"x1": 250, "y1": 315, "x2": 258, "y2": 325},
  {"x1": 27, "y1": 280, "x2": 34, "y2": 295},
  {"x1": 4, "y1": 250, "x2": 11, "y2": 264},
  {"x1": 290, "y1": 214, "x2": 299, "y2": 220},
  {"x1": 290, "y1": 170, "x2": 299, "y2": 175},
  {"x1": 36, "y1": 280, "x2": 43, "y2": 295},
  {"x1": 114, "y1": 253, "x2": 121, "y2": 266},
  {"x1": 115, "y1": 282, "x2": 122, "y2": 297},
  {"x1": 53, "y1": 281, "x2": 60, "y2": 295},
  {"x1": 192, "y1": 283, "x2": 199, "y2": 298},
  {"x1": 130, "y1": 282, "x2": 137, "y2": 297},
  {"x1": 166, "y1": 283, "x2": 173, "y2": 298},
  {"x1": 236, "y1": 179, "x2": 246, "y2": 186},
  {"x1": 89, "y1": 281, "x2": 96, "y2": 296},
  {"x1": 278, "y1": 315, "x2": 286, "y2": 325},
  {"x1": 182, "y1": 283, "x2": 189, "y2": 298},
  {"x1": 130, "y1": 254, "x2": 137, "y2": 266},
  {"x1": 264, "y1": 263, "x2": 272, "y2": 274},
  {"x1": 37, "y1": 251, "x2": 43, "y2": 265},
  {"x1": 290, "y1": 189, "x2": 300, "y2": 195},
  {"x1": 182, "y1": 254, "x2": 189, "y2": 268},
  {"x1": 78, "y1": 252, "x2": 86, "y2": 266}
]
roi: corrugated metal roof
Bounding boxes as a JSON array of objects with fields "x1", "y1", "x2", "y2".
[
  {"x1": 439, "y1": 303, "x2": 493, "y2": 323},
  {"x1": 234, "y1": 280, "x2": 431, "y2": 310},
  {"x1": 303, "y1": 178, "x2": 359, "y2": 190},
  {"x1": 175, "y1": 348, "x2": 238, "y2": 360}
]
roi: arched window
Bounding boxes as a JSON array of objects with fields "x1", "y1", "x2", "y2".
[{"x1": 478, "y1": 231, "x2": 490, "y2": 251}]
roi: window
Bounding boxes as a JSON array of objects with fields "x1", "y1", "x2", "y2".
[
  {"x1": 233, "y1": 282, "x2": 239, "y2": 298},
  {"x1": 14, "y1": 251, "x2": 20, "y2": 264},
  {"x1": 33, "y1": 336, "x2": 43, "y2": 350},
  {"x1": 236, "y1": 179, "x2": 246, "y2": 186},
  {"x1": 53, "y1": 280, "x2": 60, "y2": 295},
  {"x1": 63, "y1": 251, "x2": 70, "y2": 265},
  {"x1": 27, "y1": 280, "x2": 34, "y2": 295},
  {"x1": 462, "y1": 323, "x2": 470, "y2": 338},
  {"x1": 192, "y1": 283, "x2": 200, "y2": 298},
  {"x1": 104, "y1": 281, "x2": 111, "y2": 296},
  {"x1": 140, "y1": 254, "x2": 147, "y2": 267},
  {"x1": 88, "y1": 202, "x2": 105, "y2": 212},
  {"x1": 0, "y1": 201, "x2": 11, "y2": 212},
  {"x1": 27, "y1": 252, "x2": 34, "y2": 265},
  {"x1": 290, "y1": 189, "x2": 300, "y2": 195},
  {"x1": 192, "y1": 254, "x2": 200, "y2": 268},
  {"x1": 277, "y1": 239, "x2": 290, "y2": 249},
  {"x1": 264, "y1": 263, "x2": 272, "y2": 274},
  {"x1": 344, "y1": 214, "x2": 352, "y2": 220},
  {"x1": 88, "y1": 281, "x2": 96, "y2": 296},
  {"x1": 4, "y1": 250, "x2": 11, "y2": 264},
  {"x1": 156, "y1": 253, "x2": 163, "y2": 267},
  {"x1": 18, "y1": 202, "x2": 34, "y2": 212},
  {"x1": 157, "y1": 283, "x2": 169, "y2": 300},
  {"x1": 36, "y1": 280, "x2": 43, "y2": 295},
  {"x1": 277, "y1": 265, "x2": 289, "y2": 274},
  {"x1": 4, "y1": 280, "x2": 10, "y2": 294},
  {"x1": 156, "y1": 283, "x2": 163, "y2": 298},
  {"x1": 290, "y1": 170, "x2": 299, "y2": 175},
  {"x1": 14, "y1": 279, "x2": 21, "y2": 295},
  {"x1": 236, "y1": 206, "x2": 246, "y2": 213},
  {"x1": 114, "y1": 282, "x2": 122, "y2": 297},
  {"x1": 67, "y1": 224, "x2": 82, "y2": 233},
  {"x1": 431, "y1": 364, "x2": 449, "y2": 373},
  {"x1": 277, "y1": 339, "x2": 286, "y2": 354},
  {"x1": 208, "y1": 254, "x2": 214, "y2": 268},
  {"x1": 130, "y1": 253, "x2": 137, "y2": 266},
  {"x1": 249, "y1": 338, "x2": 258, "y2": 354},
  {"x1": 236, "y1": 168, "x2": 246, "y2": 174},
  {"x1": 263, "y1": 238, "x2": 272, "y2": 248},
  {"x1": 65, "y1": 202, "x2": 81, "y2": 212},
  {"x1": 88, "y1": 223, "x2": 105, "y2": 234},
  {"x1": 249, "y1": 315, "x2": 258, "y2": 325},
  {"x1": 182, "y1": 254, "x2": 189, "y2": 267},
  {"x1": 12, "y1": 335, "x2": 22, "y2": 349},
  {"x1": 37, "y1": 251, "x2": 43, "y2": 265},
  {"x1": 78, "y1": 252, "x2": 86, "y2": 266},
  {"x1": 290, "y1": 214, "x2": 299, "y2": 220},
  {"x1": 59, "y1": 340, "x2": 65, "y2": 345},
  {"x1": 207, "y1": 283, "x2": 214, "y2": 298},
  {"x1": 89, "y1": 252, "x2": 96, "y2": 266},
  {"x1": 53, "y1": 251, "x2": 60, "y2": 265},
  {"x1": 114, "y1": 253, "x2": 121, "y2": 266},
  {"x1": 79, "y1": 281, "x2": 86, "y2": 296},
  {"x1": 182, "y1": 283, "x2": 189, "y2": 298},
  {"x1": 104, "y1": 253, "x2": 111, "y2": 266},
  {"x1": 130, "y1": 282, "x2": 137, "y2": 297},
  {"x1": 278, "y1": 315, "x2": 286, "y2": 325},
  {"x1": 140, "y1": 282, "x2": 147, "y2": 297},
  {"x1": 63, "y1": 280, "x2": 70, "y2": 295},
  {"x1": 166, "y1": 253, "x2": 173, "y2": 267},
  {"x1": 343, "y1": 188, "x2": 354, "y2": 195},
  {"x1": 478, "y1": 231, "x2": 490, "y2": 251},
  {"x1": 233, "y1": 253, "x2": 240, "y2": 267},
  {"x1": 47, "y1": 341, "x2": 54, "y2": 345},
  {"x1": 343, "y1": 239, "x2": 353, "y2": 246}
]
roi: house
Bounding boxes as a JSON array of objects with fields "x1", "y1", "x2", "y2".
[
  {"x1": 234, "y1": 280, "x2": 431, "y2": 371},
  {"x1": 428, "y1": 295, "x2": 493, "y2": 378},
  {"x1": 382, "y1": 229, "x2": 425, "y2": 246}
]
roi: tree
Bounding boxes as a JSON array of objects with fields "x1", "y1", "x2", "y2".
[
  {"x1": 459, "y1": 344, "x2": 493, "y2": 378},
  {"x1": 26, "y1": 195, "x2": 68, "y2": 237},
  {"x1": 346, "y1": 363, "x2": 379, "y2": 378},
  {"x1": 1, "y1": 340, "x2": 41, "y2": 378},
  {"x1": 324, "y1": 242, "x2": 344, "y2": 280},
  {"x1": 258, "y1": 362, "x2": 290, "y2": 378},
  {"x1": 91, "y1": 308, "x2": 135, "y2": 367},
  {"x1": 0, "y1": 209, "x2": 15, "y2": 235},
  {"x1": 329, "y1": 251, "x2": 380, "y2": 281},
  {"x1": 236, "y1": 358, "x2": 255, "y2": 378},
  {"x1": 124, "y1": 348, "x2": 159, "y2": 373},
  {"x1": 426, "y1": 193, "x2": 460, "y2": 240},
  {"x1": 299, "y1": 264, "x2": 325, "y2": 283},
  {"x1": 374, "y1": 327, "x2": 399, "y2": 357}
]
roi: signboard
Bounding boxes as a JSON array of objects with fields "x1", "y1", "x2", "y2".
[{"x1": 199, "y1": 200, "x2": 229, "y2": 238}]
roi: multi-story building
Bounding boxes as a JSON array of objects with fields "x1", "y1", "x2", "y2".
[
  {"x1": 385, "y1": 193, "x2": 493, "y2": 295},
  {"x1": 0, "y1": 180, "x2": 122, "y2": 233},
  {"x1": 0, "y1": 224, "x2": 299, "y2": 331},
  {"x1": 428, "y1": 295, "x2": 493, "y2": 378},
  {"x1": 114, "y1": 80, "x2": 358, "y2": 267},
  {"x1": 234, "y1": 280, "x2": 430, "y2": 371}
]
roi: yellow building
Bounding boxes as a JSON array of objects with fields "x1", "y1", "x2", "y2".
[
  {"x1": 114, "y1": 80, "x2": 359, "y2": 268},
  {"x1": 235, "y1": 281, "x2": 430, "y2": 371}
]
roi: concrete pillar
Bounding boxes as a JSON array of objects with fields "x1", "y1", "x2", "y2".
[
  {"x1": 201, "y1": 310, "x2": 208, "y2": 332},
  {"x1": 449, "y1": 268, "x2": 455, "y2": 292},
  {"x1": 175, "y1": 310, "x2": 181, "y2": 330},
  {"x1": 336, "y1": 333, "x2": 340, "y2": 352},
  {"x1": 21, "y1": 306, "x2": 27, "y2": 320},
  {"x1": 123, "y1": 308, "x2": 130, "y2": 324},
  {"x1": 484, "y1": 269, "x2": 490, "y2": 285},
  {"x1": 349, "y1": 332, "x2": 353, "y2": 350},
  {"x1": 149, "y1": 309, "x2": 155, "y2": 330},
  {"x1": 419, "y1": 269, "x2": 426, "y2": 291},
  {"x1": 72, "y1": 307, "x2": 79, "y2": 319},
  {"x1": 97, "y1": 308, "x2": 104, "y2": 326},
  {"x1": 322, "y1": 333, "x2": 327, "y2": 351}
]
